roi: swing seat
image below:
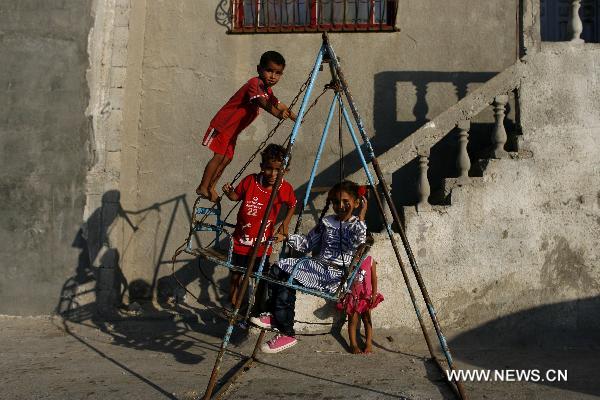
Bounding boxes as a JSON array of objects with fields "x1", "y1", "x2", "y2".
[
  {"x1": 187, "y1": 203, "x2": 273, "y2": 277},
  {"x1": 185, "y1": 203, "x2": 235, "y2": 265},
  {"x1": 188, "y1": 199, "x2": 371, "y2": 302},
  {"x1": 187, "y1": 228, "x2": 370, "y2": 302},
  {"x1": 258, "y1": 242, "x2": 372, "y2": 302},
  {"x1": 193, "y1": 205, "x2": 236, "y2": 232}
]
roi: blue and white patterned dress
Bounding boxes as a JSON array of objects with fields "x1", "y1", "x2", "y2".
[{"x1": 277, "y1": 215, "x2": 367, "y2": 293}]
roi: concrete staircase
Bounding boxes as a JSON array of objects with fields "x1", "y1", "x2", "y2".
[
  {"x1": 292, "y1": 36, "x2": 600, "y2": 343},
  {"x1": 361, "y1": 43, "x2": 600, "y2": 340}
]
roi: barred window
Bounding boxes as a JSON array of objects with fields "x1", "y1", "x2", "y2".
[{"x1": 230, "y1": 0, "x2": 399, "y2": 33}]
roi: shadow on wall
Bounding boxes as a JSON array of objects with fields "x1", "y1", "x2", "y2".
[
  {"x1": 56, "y1": 190, "x2": 239, "y2": 329},
  {"x1": 293, "y1": 71, "x2": 516, "y2": 229},
  {"x1": 57, "y1": 190, "x2": 128, "y2": 322},
  {"x1": 374, "y1": 71, "x2": 509, "y2": 206},
  {"x1": 54, "y1": 190, "x2": 254, "y2": 396},
  {"x1": 451, "y1": 296, "x2": 600, "y2": 397}
]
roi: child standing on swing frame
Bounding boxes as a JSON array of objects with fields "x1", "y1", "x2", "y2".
[{"x1": 197, "y1": 51, "x2": 297, "y2": 202}]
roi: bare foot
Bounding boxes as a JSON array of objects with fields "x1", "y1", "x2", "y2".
[
  {"x1": 208, "y1": 187, "x2": 219, "y2": 202},
  {"x1": 196, "y1": 186, "x2": 219, "y2": 203},
  {"x1": 196, "y1": 185, "x2": 209, "y2": 197},
  {"x1": 363, "y1": 345, "x2": 373, "y2": 354},
  {"x1": 350, "y1": 346, "x2": 361, "y2": 354}
]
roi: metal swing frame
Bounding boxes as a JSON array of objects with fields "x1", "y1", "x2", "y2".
[
  {"x1": 185, "y1": 201, "x2": 369, "y2": 303},
  {"x1": 193, "y1": 33, "x2": 467, "y2": 400}
]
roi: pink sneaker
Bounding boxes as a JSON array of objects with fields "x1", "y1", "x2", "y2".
[
  {"x1": 261, "y1": 334, "x2": 297, "y2": 353},
  {"x1": 249, "y1": 313, "x2": 273, "y2": 329}
]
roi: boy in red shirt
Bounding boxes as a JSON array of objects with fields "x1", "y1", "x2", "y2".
[
  {"x1": 197, "y1": 51, "x2": 297, "y2": 202},
  {"x1": 222, "y1": 144, "x2": 297, "y2": 312}
]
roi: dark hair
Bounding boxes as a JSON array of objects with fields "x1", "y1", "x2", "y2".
[
  {"x1": 260, "y1": 51, "x2": 286, "y2": 68},
  {"x1": 365, "y1": 232, "x2": 375, "y2": 246},
  {"x1": 317, "y1": 180, "x2": 360, "y2": 222},
  {"x1": 327, "y1": 180, "x2": 360, "y2": 200},
  {"x1": 261, "y1": 143, "x2": 289, "y2": 166}
]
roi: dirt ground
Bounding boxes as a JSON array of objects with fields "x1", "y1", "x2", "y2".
[{"x1": 0, "y1": 313, "x2": 598, "y2": 400}]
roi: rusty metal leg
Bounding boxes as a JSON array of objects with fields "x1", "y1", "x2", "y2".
[
  {"x1": 251, "y1": 330, "x2": 266, "y2": 359},
  {"x1": 367, "y1": 172, "x2": 466, "y2": 399},
  {"x1": 203, "y1": 46, "x2": 324, "y2": 399},
  {"x1": 371, "y1": 159, "x2": 467, "y2": 400},
  {"x1": 210, "y1": 330, "x2": 266, "y2": 400},
  {"x1": 203, "y1": 318, "x2": 237, "y2": 399},
  {"x1": 322, "y1": 32, "x2": 467, "y2": 399}
]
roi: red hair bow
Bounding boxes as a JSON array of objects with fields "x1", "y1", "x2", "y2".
[{"x1": 357, "y1": 185, "x2": 368, "y2": 197}]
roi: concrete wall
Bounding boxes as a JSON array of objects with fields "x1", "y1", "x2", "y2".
[
  {"x1": 115, "y1": 0, "x2": 519, "y2": 300},
  {"x1": 0, "y1": 0, "x2": 93, "y2": 314},
  {"x1": 0, "y1": 0, "x2": 522, "y2": 316},
  {"x1": 396, "y1": 44, "x2": 600, "y2": 341}
]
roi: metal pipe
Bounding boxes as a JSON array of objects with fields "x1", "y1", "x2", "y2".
[
  {"x1": 294, "y1": 92, "x2": 339, "y2": 234},
  {"x1": 203, "y1": 45, "x2": 325, "y2": 400},
  {"x1": 323, "y1": 32, "x2": 467, "y2": 399},
  {"x1": 371, "y1": 158, "x2": 467, "y2": 399},
  {"x1": 212, "y1": 330, "x2": 266, "y2": 399},
  {"x1": 212, "y1": 357, "x2": 254, "y2": 400},
  {"x1": 334, "y1": 75, "x2": 442, "y2": 376},
  {"x1": 287, "y1": 46, "x2": 325, "y2": 147},
  {"x1": 339, "y1": 96, "x2": 375, "y2": 183}
]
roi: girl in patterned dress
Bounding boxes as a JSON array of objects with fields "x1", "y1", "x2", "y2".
[{"x1": 250, "y1": 180, "x2": 368, "y2": 353}]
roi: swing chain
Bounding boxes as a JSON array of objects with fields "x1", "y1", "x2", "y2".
[
  {"x1": 192, "y1": 74, "x2": 315, "y2": 229},
  {"x1": 182, "y1": 65, "x2": 339, "y2": 324},
  {"x1": 228, "y1": 72, "x2": 314, "y2": 188},
  {"x1": 196, "y1": 73, "x2": 332, "y2": 229}
]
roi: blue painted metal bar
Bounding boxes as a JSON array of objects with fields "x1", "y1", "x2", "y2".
[
  {"x1": 191, "y1": 247, "x2": 368, "y2": 303},
  {"x1": 302, "y1": 93, "x2": 339, "y2": 211},
  {"x1": 281, "y1": 45, "x2": 325, "y2": 169},
  {"x1": 324, "y1": 34, "x2": 465, "y2": 399},
  {"x1": 244, "y1": 238, "x2": 275, "y2": 322},
  {"x1": 195, "y1": 204, "x2": 224, "y2": 245},
  {"x1": 255, "y1": 238, "x2": 275, "y2": 278},
  {"x1": 340, "y1": 97, "x2": 399, "y2": 242},
  {"x1": 323, "y1": 41, "x2": 375, "y2": 158},
  {"x1": 339, "y1": 97, "x2": 376, "y2": 186},
  {"x1": 196, "y1": 207, "x2": 220, "y2": 216}
]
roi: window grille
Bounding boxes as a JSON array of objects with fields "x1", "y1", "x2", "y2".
[{"x1": 229, "y1": 0, "x2": 399, "y2": 33}]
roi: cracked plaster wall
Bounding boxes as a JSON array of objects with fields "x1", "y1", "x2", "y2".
[{"x1": 0, "y1": 0, "x2": 94, "y2": 314}]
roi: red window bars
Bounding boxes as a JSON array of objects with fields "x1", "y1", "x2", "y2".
[{"x1": 229, "y1": 0, "x2": 398, "y2": 33}]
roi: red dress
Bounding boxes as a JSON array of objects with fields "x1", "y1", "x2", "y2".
[{"x1": 337, "y1": 256, "x2": 384, "y2": 314}]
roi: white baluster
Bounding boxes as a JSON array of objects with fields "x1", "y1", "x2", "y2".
[
  {"x1": 568, "y1": 0, "x2": 584, "y2": 43},
  {"x1": 456, "y1": 120, "x2": 471, "y2": 182},
  {"x1": 491, "y1": 95, "x2": 509, "y2": 159},
  {"x1": 416, "y1": 151, "x2": 431, "y2": 212}
]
